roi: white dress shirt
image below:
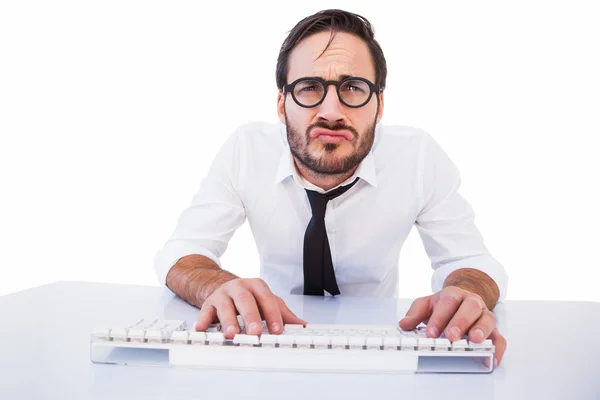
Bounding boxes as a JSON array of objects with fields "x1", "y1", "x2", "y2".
[{"x1": 154, "y1": 122, "x2": 508, "y2": 300}]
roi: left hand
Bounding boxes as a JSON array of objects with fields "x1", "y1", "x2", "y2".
[{"x1": 398, "y1": 286, "x2": 506, "y2": 369}]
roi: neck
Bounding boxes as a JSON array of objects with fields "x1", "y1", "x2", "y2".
[{"x1": 293, "y1": 158, "x2": 358, "y2": 191}]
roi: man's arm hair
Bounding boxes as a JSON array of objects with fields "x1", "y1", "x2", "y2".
[
  {"x1": 443, "y1": 268, "x2": 500, "y2": 310},
  {"x1": 166, "y1": 254, "x2": 238, "y2": 308}
]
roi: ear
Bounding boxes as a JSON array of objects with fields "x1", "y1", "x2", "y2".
[
  {"x1": 375, "y1": 91, "x2": 384, "y2": 124},
  {"x1": 277, "y1": 90, "x2": 286, "y2": 125}
]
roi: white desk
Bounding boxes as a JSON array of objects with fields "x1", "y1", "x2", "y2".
[{"x1": 0, "y1": 281, "x2": 598, "y2": 399}]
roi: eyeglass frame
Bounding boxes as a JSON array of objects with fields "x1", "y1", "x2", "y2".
[{"x1": 282, "y1": 76, "x2": 384, "y2": 109}]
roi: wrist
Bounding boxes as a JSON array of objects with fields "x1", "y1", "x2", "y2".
[{"x1": 443, "y1": 268, "x2": 500, "y2": 310}]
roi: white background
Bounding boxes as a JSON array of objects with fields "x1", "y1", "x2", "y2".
[{"x1": 1, "y1": 1, "x2": 598, "y2": 301}]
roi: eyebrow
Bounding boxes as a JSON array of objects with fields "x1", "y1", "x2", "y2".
[{"x1": 306, "y1": 74, "x2": 354, "y2": 81}]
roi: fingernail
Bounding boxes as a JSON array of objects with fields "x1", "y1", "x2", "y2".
[
  {"x1": 248, "y1": 322, "x2": 259, "y2": 335},
  {"x1": 450, "y1": 327, "x2": 461, "y2": 340},
  {"x1": 193, "y1": 321, "x2": 200, "y2": 331},
  {"x1": 494, "y1": 358, "x2": 499, "y2": 369},
  {"x1": 226, "y1": 325, "x2": 236, "y2": 337},
  {"x1": 270, "y1": 323, "x2": 281, "y2": 333},
  {"x1": 427, "y1": 326, "x2": 439, "y2": 337},
  {"x1": 474, "y1": 328, "x2": 484, "y2": 342}
]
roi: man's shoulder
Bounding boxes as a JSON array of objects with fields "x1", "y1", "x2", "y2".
[
  {"x1": 375, "y1": 124, "x2": 432, "y2": 152},
  {"x1": 232, "y1": 121, "x2": 284, "y2": 142},
  {"x1": 377, "y1": 124, "x2": 431, "y2": 139}
]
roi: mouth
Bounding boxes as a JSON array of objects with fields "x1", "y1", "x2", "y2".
[{"x1": 310, "y1": 128, "x2": 353, "y2": 144}]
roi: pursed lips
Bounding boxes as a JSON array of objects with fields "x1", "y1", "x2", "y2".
[{"x1": 310, "y1": 128, "x2": 353, "y2": 141}]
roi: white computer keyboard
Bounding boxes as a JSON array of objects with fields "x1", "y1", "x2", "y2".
[{"x1": 90, "y1": 318, "x2": 495, "y2": 374}]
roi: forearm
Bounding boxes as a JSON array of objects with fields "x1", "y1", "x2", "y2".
[
  {"x1": 165, "y1": 254, "x2": 238, "y2": 308},
  {"x1": 443, "y1": 268, "x2": 500, "y2": 310}
]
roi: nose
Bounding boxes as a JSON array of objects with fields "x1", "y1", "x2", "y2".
[{"x1": 315, "y1": 85, "x2": 346, "y2": 124}]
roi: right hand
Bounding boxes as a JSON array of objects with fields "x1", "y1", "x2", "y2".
[{"x1": 193, "y1": 278, "x2": 306, "y2": 339}]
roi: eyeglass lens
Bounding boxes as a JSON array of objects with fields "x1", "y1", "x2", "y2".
[{"x1": 293, "y1": 79, "x2": 371, "y2": 107}]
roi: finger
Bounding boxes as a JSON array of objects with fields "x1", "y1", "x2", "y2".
[
  {"x1": 399, "y1": 296, "x2": 433, "y2": 331},
  {"x1": 467, "y1": 309, "x2": 496, "y2": 343},
  {"x1": 426, "y1": 291, "x2": 463, "y2": 338},
  {"x1": 194, "y1": 304, "x2": 217, "y2": 331},
  {"x1": 247, "y1": 279, "x2": 283, "y2": 334},
  {"x1": 226, "y1": 285, "x2": 263, "y2": 336},
  {"x1": 213, "y1": 295, "x2": 241, "y2": 339},
  {"x1": 490, "y1": 328, "x2": 507, "y2": 368},
  {"x1": 277, "y1": 297, "x2": 307, "y2": 327},
  {"x1": 443, "y1": 294, "x2": 486, "y2": 341}
]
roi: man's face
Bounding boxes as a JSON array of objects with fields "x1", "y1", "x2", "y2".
[{"x1": 277, "y1": 31, "x2": 384, "y2": 175}]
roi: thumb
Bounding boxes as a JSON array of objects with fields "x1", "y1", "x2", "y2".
[{"x1": 399, "y1": 296, "x2": 432, "y2": 331}]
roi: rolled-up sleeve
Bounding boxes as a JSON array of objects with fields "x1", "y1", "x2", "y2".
[
  {"x1": 415, "y1": 132, "x2": 508, "y2": 302},
  {"x1": 153, "y1": 129, "x2": 247, "y2": 291}
]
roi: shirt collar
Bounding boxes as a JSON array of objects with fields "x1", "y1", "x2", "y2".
[{"x1": 273, "y1": 124, "x2": 379, "y2": 190}]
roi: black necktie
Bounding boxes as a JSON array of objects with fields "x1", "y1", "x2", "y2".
[{"x1": 303, "y1": 177, "x2": 360, "y2": 296}]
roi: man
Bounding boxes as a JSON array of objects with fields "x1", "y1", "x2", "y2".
[{"x1": 154, "y1": 9, "x2": 508, "y2": 367}]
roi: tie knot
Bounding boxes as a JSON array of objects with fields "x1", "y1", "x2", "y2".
[{"x1": 305, "y1": 177, "x2": 359, "y2": 218}]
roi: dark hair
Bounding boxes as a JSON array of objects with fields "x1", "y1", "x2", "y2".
[{"x1": 276, "y1": 9, "x2": 387, "y2": 92}]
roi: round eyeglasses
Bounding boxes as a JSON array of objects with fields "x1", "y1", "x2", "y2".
[{"x1": 283, "y1": 76, "x2": 383, "y2": 108}]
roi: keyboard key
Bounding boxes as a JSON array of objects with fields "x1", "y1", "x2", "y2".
[
  {"x1": 451, "y1": 339, "x2": 469, "y2": 351},
  {"x1": 313, "y1": 336, "x2": 331, "y2": 349},
  {"x1": 233, "y1": 334, "x2": 259, "y2": 346},
  {"x1": 206, "y1": 332, "x2": 225, "y2": 345},
  {"x1": 383, "y1": 336, "x2": 401, "y2": 350},
  {"x1": 468, "y1": 339, "x2": 494, "y2": 351},
  {"x1": 330, "y1": 336, "x2": 348, "y2": 349},
  {"x1": 277, "y1": 335, "x2": 296, "y2": 348},
  {"x1": 418, "y1": 338, "x2": 435, "y2": 351},
  {"x1": 111, "y1": 328, "x2": 128, "y2": 341},
  {"x1": 188, "y1": 331, "x2": 206, "y2": 345},
  {"x1": 348, "y1": 336, "x2": 365, "y2": 349},
  {"x1": 92, "y1": 328, "x2": 111, "y2": 340},
  {"x1": 145, "y1": 329, "x2": 165, "y2": 343},
  {"x1": 366, "y1": 336, "x2": 383, "y2": 349},
  {"x1": 171, "y1": 331, "x2": 189, "y2": 344},
  {"x1": 128, "y1": 329, "x2": 145, "y2": 343},
  {"x1": 259, "y1": 335, "x2": 277, "y2": 347},
  {"x1": 401, "y1": 337, "x2": 417, "y2": 350},
  {"x1": 295, "y1": 336, "x2": 313, "y2": 348}
]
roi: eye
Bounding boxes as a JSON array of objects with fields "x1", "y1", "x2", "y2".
[
  {"x1": 299, "y1": 85, "x2": 318, "y2": 92},
  {"x1": 342, "y1": 80, "x2": 367, "y2": 93}
]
